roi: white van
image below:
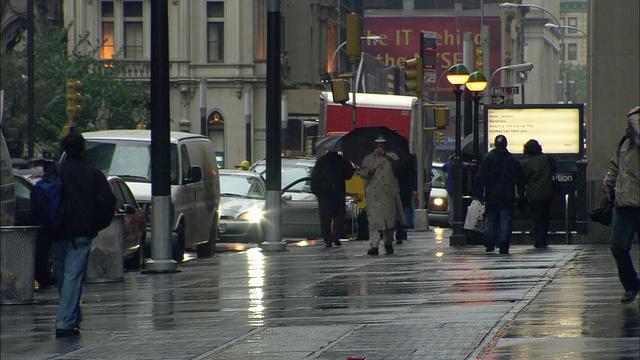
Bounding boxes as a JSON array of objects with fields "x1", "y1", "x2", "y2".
[
  {"x1": 0, "y1": 130, "x2": 16, "y2": 226},
  {"x1": 81, "y1": 130, "x2": 220, "y2": 261}
]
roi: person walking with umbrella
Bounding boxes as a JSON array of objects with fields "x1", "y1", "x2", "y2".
[
  {"x1": 310, "y1": 151, "x2": 354, "y2": 247},
  {"x1": 357, "y1": 135, "x2": 405, "y2": 255}
]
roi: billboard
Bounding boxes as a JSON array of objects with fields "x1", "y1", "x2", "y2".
[
  {"x1": 363, "y1": 16, "x2": 501, "y2": 101},
  {"x1": 484, "y1": 105, "x2": 585, "y2": 156}
]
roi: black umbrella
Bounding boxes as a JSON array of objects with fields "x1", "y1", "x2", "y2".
[
  {"x1": 336, "y1": 126, "x2": 410, "y2": 167},
  {"x1": 314, "y1": 135, "x2": 343, "y2": 156}
]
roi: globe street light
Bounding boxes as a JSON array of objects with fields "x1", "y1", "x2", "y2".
[
  {"x1": 499, "y1": 3, "x2": 567, "y2": 103},
  {"x1": 466, "y1": 71, "x2": 488, "y2": 163},
  {"x1": 446, "y1": 64, "x2": 469, "y2": 246}
]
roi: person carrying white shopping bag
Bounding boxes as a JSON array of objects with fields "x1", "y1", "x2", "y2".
[{"x1": 464, "y1": 199, "x2": 485, "y2": 232}]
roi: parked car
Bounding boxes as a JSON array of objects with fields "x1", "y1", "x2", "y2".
[
  {"x1": 249, "y1": 157, "x2": 358, "y2": 236},
  {"x1": 250, "y1": 157, "x2": 316, "y2": 199},
  {"x1": 218, "y1": 170, "x2": 266, "y2": 243},
  {"x1": 428, "y1": 162, "x2": 450, "y2": 227},
  {"x1": 81, "y1": 130, "x2": 221, "y2": 261},
  {"x1": 107, "y1": 176, "x2": 147, "y2": 268},
  {"x1": 13, "y1": 173, "x2": 146, "y2": 273}
]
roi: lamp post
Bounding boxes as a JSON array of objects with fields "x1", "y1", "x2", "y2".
[
  {"x1": 466, "y1": 72, "x2": 488, "y2": 163},
  {"x1": 330, "y1": 36, "x2": 381, "y2": 76},
  {"x1": 544, "y1": 23, "x2": 588, "y2": 37},
  {"x1": 499, "y1": 3, "x2": 567, "y2": 103},
  {"x1": 446, "y1": 64, "x2": 470, "y2": 246},
  {"x1": 489, "y1": 62, "x2": 534, "y2": 104}
]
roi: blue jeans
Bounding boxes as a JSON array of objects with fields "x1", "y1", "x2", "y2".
[
  {"x1": 403, "y1": 205, "x2": 414, "y2": 229},
  {"x1": 53, "y1": 236, "x2": 91, "y2": 330},
  {"x1": 609, "y1": 207, "x2": 640, "y2": 292},
  {"x1": 484, "y1": 206, "x2": 513, "y2": 249}
]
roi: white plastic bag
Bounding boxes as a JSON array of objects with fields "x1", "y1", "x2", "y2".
[{"x1": 463, "y1": 199, "x2": 485, "y2": 232}]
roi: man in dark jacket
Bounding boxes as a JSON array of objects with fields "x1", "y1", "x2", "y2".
[
  {"x1": 473, "y1": 135, "x2": 525, "y2": 254},
  {"x1": 52, "y1": 132, "x2": 115, "y2": 338},
  {"x1": 310, "y1": 151, "x2": 354, "y2": 247},
  {"x1": 395, "y1": 153, "x2": 417, "y2": 243},
  {"x1": 522, "y1": 139, "x2": 555, "y2": 248}
]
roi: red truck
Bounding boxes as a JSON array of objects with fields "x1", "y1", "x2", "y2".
[{"x1": 319, "y1": 92, "x2": 418, "y2": 140}]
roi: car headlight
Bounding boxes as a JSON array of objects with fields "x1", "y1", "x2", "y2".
[
  {"x1": 429, "y1": 197, "x2": 448, "y2": 211},
  {"x1": 239, "y1": 208, "x2": 263, "y2": 223}
]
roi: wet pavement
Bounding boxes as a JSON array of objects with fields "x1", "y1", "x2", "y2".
[{"x1": 1, "y1": 228, "x2": 638, "y2": 360}]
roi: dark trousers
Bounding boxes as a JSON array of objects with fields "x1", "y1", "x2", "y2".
[
  {"x1": 318, "y1": 196, "x2": 346, "y2": 244},
  {"x1": 484, "y1": 205, "x2": 513, "y2": 250},
  {"x1": 531, "y1": 200, "x2": 551, "y2": 246},
  {"x1": 609, "y1": 207, "x2": 640, "y2": 292}
]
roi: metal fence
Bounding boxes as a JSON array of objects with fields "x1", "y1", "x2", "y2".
[{"x1": 1, "y1": 226, "x2": 38, "y2": 305}]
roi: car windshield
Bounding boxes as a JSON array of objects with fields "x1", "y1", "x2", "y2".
[
  {"x1": 220, "y1": 174, "x2": 265, "y2": 199},
  {"x1": 251, "y1": 163, "x2": 312, "y2": 191},
  {"x1": 85, "y1": 140, "x2": 179, "y2": 184},
  {"x1": 431, "y1": 167, "x2": 447, "y2": 189}
]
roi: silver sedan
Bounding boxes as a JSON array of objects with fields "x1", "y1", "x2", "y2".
[{"x1": 218, "y1": 170, "x2": 327, "y2": 243}]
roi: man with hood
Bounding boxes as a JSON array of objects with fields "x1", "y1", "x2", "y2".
[
  {"x1": 473, "y1": 135, "x2": 525, "y2": 254},
  {"x1": 602, "y1": 106, "x2": 640, "y2": 305}
]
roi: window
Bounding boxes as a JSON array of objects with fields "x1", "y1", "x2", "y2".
[
  {"x1": 207, "y1": 1, "x2": 225, "y2": 62},
  {"x1": 255, "y1": 0, "x2": 266, "y2": 60},
  {"x1": 560, "y1": 17, "x2": 566, "y2": 27},
  {"x1": 101, "y1": 1, "x2": 114, "y2": 59},
  {"x1": 123, "y1": 1, "x2": 143, "y2": 59},
  {"x1": 567, "y1": 44, "x2": 577, "y2": 60},
  {"x1": 567, "y1": 17, "x2": 578, "y2": 34}
]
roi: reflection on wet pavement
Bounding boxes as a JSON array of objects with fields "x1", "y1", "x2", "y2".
[{"x1": 1, "y1": 229, "x2": 638, "y2": 360}]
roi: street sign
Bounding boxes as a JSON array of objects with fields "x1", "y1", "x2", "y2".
[
  {"x1": 491, "y1": 95, "x2": 505, "y2": 105},
  {"x1": 492, "y1": 86, "x2": 519, "y2": 95}
]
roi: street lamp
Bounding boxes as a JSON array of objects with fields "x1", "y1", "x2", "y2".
[
  {"x1": 330, "y1": 36, "x2": 381, "y2": 75},
  {"x1": 446, "y1": 64, "x2": 469, "y2": 246},
  {"x1": 466, "y1": 71, "x2": 488, "y2": 163},
  {"x1": 544, "y1": 23, "x2": 588, "y2": 36},
  {"x1": 489, "y1": 62, "x2": 533, "y2": 104},
  {"x1": 499, "y1": 3, "x2": 567, "y2": 103}
]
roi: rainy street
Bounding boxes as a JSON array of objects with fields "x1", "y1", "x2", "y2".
[{"x1": 1, "y1": 228, "x2": 639, "y2": 360}]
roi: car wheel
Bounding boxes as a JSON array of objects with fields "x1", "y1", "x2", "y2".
[
  {"x1": 173, "y1": 223, "x2": 185, "y2": 262},
  {"x1": 196, "y1": 213, "x2": 218, "y2": 258}
]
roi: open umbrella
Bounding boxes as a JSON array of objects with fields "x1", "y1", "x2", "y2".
[
  {"x1": 461, "y1": 134, "x2": 486, "y2": 161},
  {"x1": 314, "y1": 135, "x2": 343, "y2": 157},
  {"x1": 336, "y1": 126, "x2": 410, "y2": 167}
]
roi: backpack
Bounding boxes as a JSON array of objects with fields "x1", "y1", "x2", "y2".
[{"x1": 31, "y1": 163, "x2": 64, "y2": 231}]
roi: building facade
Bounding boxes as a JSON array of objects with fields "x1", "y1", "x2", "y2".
[{"x1": 59, "y1": 0, "x2": 342, "y2": 168}]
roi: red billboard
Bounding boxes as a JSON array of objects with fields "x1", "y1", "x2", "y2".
[{"x1": 362, "y1": 16, "x2": 502, "y2": 101}]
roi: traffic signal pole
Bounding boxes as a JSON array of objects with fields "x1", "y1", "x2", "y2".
[{"x1": 346, "y1": 13, "x2": 361, "y2": 129}]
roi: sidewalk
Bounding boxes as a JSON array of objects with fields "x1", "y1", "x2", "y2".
[{"x1": 1, "y1": 228, "x2": 638, "y2": 360}]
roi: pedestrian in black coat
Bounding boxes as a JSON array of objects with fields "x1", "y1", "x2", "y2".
[
  {"x1": 310, "y1": 151, "x2": 354, "y2": 247},
  {"x1": 473, "y1": 135, "x2": 525, "y2": 254}
]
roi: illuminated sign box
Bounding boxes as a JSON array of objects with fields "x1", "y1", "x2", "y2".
[{"x1": 484, "y1": 104, "x2": 584, "y2": 156}]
